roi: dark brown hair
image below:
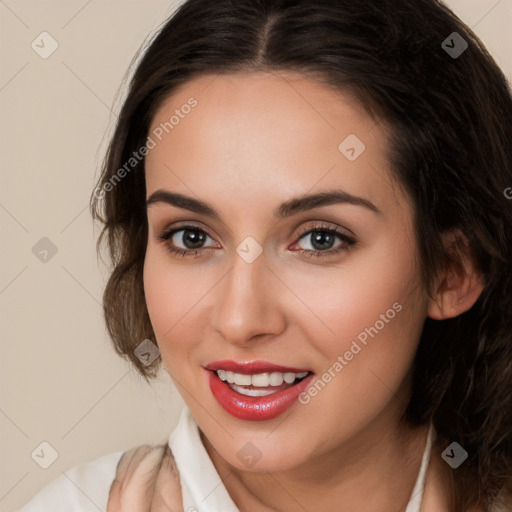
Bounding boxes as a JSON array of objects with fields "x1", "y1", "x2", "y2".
[{"x1": 90, "y1": 0, "x2": 512, "y2": 510}]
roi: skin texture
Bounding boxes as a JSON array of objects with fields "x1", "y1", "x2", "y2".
[{"x1": 143, "y1": 71, "x2": 484, "y2": 512}]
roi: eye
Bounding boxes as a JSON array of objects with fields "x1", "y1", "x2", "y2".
[
  {"x1": 157, "y1": 225, "x2": 218, "y2": 258},
  {"x1": 291, "y1": 222, "x2": 356, "y2": 259},
  {"x1": 156, "y1": 221, "x2": 356, "y2": 259}
]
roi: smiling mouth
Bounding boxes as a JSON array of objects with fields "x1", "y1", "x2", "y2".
[
  {"x1": 214, "y1": 369, "x2": 311, "y2": 396},
  {"x1": 204, "y1": 360, "x2": 315, "y2": 421}
]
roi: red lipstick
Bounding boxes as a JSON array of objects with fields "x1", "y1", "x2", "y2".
[
  {"x1": 204, "y1": 360, "x2": 314, "y2": 421},
  {"x1": 204, "y1": 360, "x2": 311, "y2": 374}
]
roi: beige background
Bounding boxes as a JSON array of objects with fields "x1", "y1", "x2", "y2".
[{"x1": 1, "y1": 1, "x2": 511, "y2": 510}]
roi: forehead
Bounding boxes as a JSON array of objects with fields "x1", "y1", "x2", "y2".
[{"x1": 145, "y1": 71, "x2": 404, "y2": 216}]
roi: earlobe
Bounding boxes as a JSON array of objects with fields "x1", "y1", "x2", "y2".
[{"x1": 427, "y1": 231, "x2": 485, "y2": 321}]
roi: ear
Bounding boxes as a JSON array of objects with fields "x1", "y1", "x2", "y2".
[{"x1": 427, "y1": 230, "x2": 485, "y2": 320}]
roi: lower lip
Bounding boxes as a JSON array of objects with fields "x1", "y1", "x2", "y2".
[{"x1": 207, "y1": 370, "x2": 315, "y2": 421}]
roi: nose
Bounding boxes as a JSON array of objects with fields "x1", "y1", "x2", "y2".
[{"x1": 211, "y1": 248, "x2": 286, "y2": 347}]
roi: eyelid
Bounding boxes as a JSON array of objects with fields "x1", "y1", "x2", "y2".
[
  {"x1": 157, "y1": 220, "x2": 216, "y2": 239},
  {"x1": 155, "y1": 219, "x2": 357, "y2": 253},
  {"x1": 158, "y1": 218, "x2": 354, "y2": 238},
  {"x1": 294, "y1": 220, "x2": 355, "y2": 240}
]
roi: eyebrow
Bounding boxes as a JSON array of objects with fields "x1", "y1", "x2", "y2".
[{"x1": 146, "y1": 188, "x2": 381, "y2": 219}]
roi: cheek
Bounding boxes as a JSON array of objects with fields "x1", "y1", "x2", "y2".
[
  {"x1": 289, "y1": 248, "x2": 426, "y2": 438},
  {"x1": 310, "y1": 240, "x2": 426, "y2": 403},
  {"x1": 142, "y1": 247, "x2": 213, "y2": 370},
  {"x1": 143, "y1": 248, "x2": 187, "y2": 359},
  {"x1": 143, "y1": 249, "x2": 171, "y2": 338},
  {"x1": 286, "y1": 236, "x2": 424, "y2": 355},
  {"x1": 301, "y1": 260, "x2": 426, "y2": 429}
]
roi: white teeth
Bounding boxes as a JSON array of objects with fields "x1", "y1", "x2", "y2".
[
  {"x1": 233, "y1": 373, "x2": 252, "y2": 386},
  {"x1": 229, "y1": 383, "x2": 277, "y2": 397},
  {"x1": 251, "y1": 373, "x2": 270, "y2": 387},
  {"x1": 269, "y1": 372, "x2": 284, "y2": 386},
  {"x1": 283, "y1": 372, "x2": 296, "y2": 384},
  {"x1": 216, "y1": 369, "x2": 309, "y2": 388}
]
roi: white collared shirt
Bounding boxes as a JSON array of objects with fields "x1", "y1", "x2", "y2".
[{"x1": 18, "y1": 406, "x2": 436, "y2": 511}]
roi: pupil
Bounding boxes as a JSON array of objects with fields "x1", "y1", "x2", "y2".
[
  {"x1": 312, "y1": 231, "x2": 333, "y2": 250},
  {"x1": 184, "y1": 229, "x2": 205, "y2": 249}
]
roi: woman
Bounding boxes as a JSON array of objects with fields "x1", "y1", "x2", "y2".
[{"x1": 19, "y1": 0, "x2": 512, "y2": 510}]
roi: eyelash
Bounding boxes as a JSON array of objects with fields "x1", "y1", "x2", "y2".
[{"x1": 156, "y1": 222, "x2": 356, "y2": 260}]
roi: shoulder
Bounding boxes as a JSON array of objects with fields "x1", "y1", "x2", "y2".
[{"x1": 18, "y1": 450, "x2": 124, "y2": 511}]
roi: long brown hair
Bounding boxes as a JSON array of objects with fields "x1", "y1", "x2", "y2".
[{"x1": 90, "y1": 1, "x2": 512, "y2": 509}]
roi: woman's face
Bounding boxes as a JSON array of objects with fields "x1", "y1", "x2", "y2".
[{"x1": 144, "y1": 71, "x2": 430, "y2": 472}]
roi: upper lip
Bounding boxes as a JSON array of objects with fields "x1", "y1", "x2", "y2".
[{"x1": 204, "y1": 360, "x2": 312, "y2": 374}]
